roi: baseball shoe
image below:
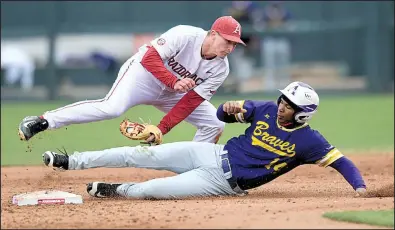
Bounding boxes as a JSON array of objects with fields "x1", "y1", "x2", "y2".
[
  {"x1": 87, "y1": 182, "x2": 122, "y2": 198},
  {"x1": 42, "y1": 150, "x2": 69, "y2": 170},
  {"x1": 18, "y1": 116, "x2": 49, "y2": 141}
]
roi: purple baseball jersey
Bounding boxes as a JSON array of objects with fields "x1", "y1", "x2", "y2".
[{"x1": 224, "y1": 100, "x2": 343, "y2": 190}]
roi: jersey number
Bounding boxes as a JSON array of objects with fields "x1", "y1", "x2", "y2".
[{"x1": 265, "y1": 158, "x2": 287, "y2": 171}]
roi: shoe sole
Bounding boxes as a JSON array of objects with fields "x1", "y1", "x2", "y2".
[
  {"x1": 18, "y1": 116, "x2": 39, "y2": 141},
  {"x1": 18, "y1": 128, "x2": 27, "y2": 141},
  {"x1": 18, "y1": 120, "x2": 28, "y2": 141},
  {"x1": 42, "y1": 151, "x2": 55, "y2": 167}
]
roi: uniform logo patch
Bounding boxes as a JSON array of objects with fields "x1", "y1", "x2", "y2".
[
  {"x1": 233, "y1": 23, "x2": 241, "y2": 35},
  {"x1": 157, "y1": 38, "x2": 166, "y2": 46}
]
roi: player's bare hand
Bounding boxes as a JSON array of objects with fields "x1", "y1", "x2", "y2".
[
  {"x1": 174, "y1": 78, "x2": 195, "y2": 93},
  {"x1": 223, "y1": 101, "x2": 247, "y2": 115},
  {"x1": 140, "y1": 133, "x2": 157, "y2": 146},
  {"x1": 354, "y1": 187, "x2": 369, "y2": 198}
]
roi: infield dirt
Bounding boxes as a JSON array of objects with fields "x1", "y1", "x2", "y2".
[{"x1": 1, "y1": 152, "x2": 394, "y2": 229}]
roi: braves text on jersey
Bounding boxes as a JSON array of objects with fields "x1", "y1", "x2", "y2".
[{"x1": 223, "y1": 100, "x2": 344, "y2": 190}]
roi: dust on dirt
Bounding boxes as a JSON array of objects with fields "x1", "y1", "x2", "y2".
[
  {"x1": 367, "y1": 183, "x2": 394, "y2": 198},
  {"x1": 1, "y1": 152, "x2": 394, "y2": 229}
]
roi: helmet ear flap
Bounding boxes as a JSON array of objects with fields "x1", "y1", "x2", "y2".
[{"x1": 294, "y1": 111, "x2": 314, "y2": 123}]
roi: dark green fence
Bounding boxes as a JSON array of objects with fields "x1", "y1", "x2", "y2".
[{"x1": 1, "y1": 1, "x2": 393, "y2": 98}]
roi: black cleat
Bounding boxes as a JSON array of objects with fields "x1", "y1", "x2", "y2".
[
  {"x1": 42, "y1": 151, "x2": 69, "y2": 170},
  {"x1": 87, "y1": 182, "x2": 122, "y2": 198},
  {"x1": 18, "y1": 116, "x2": 49, "y2": 141}
]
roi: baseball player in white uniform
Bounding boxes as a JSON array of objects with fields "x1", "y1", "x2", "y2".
[{"x1": 18, "y1": 16, "x2": 246, "y2": 144}]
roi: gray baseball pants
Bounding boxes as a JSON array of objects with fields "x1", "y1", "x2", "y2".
[{"x1": 67, "y1": 142, "x2": 244, "y2": 199}]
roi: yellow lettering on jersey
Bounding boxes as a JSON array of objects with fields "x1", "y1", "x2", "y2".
[
  {"x1": 280, "y1": 142, "x2": 289, "y2": 149},
  {"x1": 252, "y1": 121, "x2": 296, "y2": 157},
  {"x1": 253, "y1": 121, "x2": 269, "y2": 136},
  {"x1": 252, "y1": 136, "x2": 295, "y2": 157},
  {"x1": 286, "y1": 144, "x2": 296, "y2": 153},
  {"x1": 265, "y1": 158, "x2": 279, "y2": 169},
  {"x1": 273, "y1": 162, "x2": 287, "y2": 171},
  {"x1": 266, "y1": 136, "x2": 277, "y2": 144},
  {"x1": 270, "y1": 139, "x2": 284, "y2": 147}
]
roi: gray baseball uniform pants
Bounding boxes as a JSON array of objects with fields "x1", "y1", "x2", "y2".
[{"x1": 68, "y1": 142, "x2": 245, "y2": 199}]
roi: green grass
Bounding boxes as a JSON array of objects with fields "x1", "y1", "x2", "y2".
[
  {"x1": 308, "y1": 94, "x2": 394, "y2": 150},
  {"x1": 323, "y1": 209, "x2": 394, "y2": 227},
  {"x1": 1, "y1": 94, "x2": 393, "y2": 166}
]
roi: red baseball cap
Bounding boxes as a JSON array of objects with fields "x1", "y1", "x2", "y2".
[{"x1": 211, "y1": 16, "x2": 246, "y2": 46}]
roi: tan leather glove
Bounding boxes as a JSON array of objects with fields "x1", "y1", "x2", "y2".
[{"x1": 119, "y1": 119, "x2": 163, "y2": 145}]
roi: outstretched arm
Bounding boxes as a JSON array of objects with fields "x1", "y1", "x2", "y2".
[
  {"x1": 328, "y1": 156, "x2": 367, "y2": 196},
  {"x1": 119, "y1": 90, "x2": 204, "y2": 145},
  {"x1": 302, "y1": 143, "x2": 368, "y2": 197},
  {"x1": 157, "y1": 90, "x2": 205, "y2": 135},
  {"x1": 157, "y1": 69, "x2": 229, "y2": 135}
]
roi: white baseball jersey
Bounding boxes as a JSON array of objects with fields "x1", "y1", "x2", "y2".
[
  {"x1": 42, "y1": 25, "x2": 227, "y2": 144},
  {"x1": 134, "y1": 25, "x2": 230, "y2": 101}
]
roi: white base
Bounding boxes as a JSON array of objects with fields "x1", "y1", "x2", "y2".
[{"x1": 12, "y1": 190, "x2": 83, "y2": 206}]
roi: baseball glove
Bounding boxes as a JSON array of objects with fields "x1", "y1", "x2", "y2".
[{"x1": 119, "y1": 119, "x2": 163, "y2": 145}]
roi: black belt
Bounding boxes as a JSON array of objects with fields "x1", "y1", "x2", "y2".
[{"x1": 220, "y1": 153, "x2": 248, "y2": 195}]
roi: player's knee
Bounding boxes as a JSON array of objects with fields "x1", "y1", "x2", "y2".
[
  {"x1": 212, "y1": 122, "x2": 225, "y2": 144},
  {"x1": 212, "y1": 120, "x2": 225, "y2": 134},
  {"x1": 199, "y1": 121, "x2": 225, "y2": 135},
  {"x1": 217, "y1": 120, "x2": 226, "y2": 130},
  {"x1": 107, "y1": 109, "x2": 126, "y2": 118},
  {"x1": 101, "y1": 101, "x2": 129, "y2": 118},
  {"x1": 197, "y1": 121, "x2": 225, "y2": 143}
]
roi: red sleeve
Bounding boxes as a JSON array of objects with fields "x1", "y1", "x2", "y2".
[
  {"x1": 140, "y1": 46, "x2": 178, "y2": 89},
  {"x1": 157, "y1": 90, "x2": 205, "y2": 135}
]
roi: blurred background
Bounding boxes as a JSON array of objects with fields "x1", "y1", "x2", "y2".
[
  {"x1": 1, "y1": 1, "x2": 394, "y2": 100},
  {"x1": 1, "y1": 1, "x2": 394, "y2": 164}
]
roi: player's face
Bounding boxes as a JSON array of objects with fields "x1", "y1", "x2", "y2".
[
  {"x1": 212, "y1": 32, "x2": 237, "y2": 58},
  {"x1": 277, "y1": 98, "x2": 295, "y2": 124}
]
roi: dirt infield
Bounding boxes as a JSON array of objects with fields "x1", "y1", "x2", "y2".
[{"x1": 1, "y1": 152, "x2": 394, "y2": 229}]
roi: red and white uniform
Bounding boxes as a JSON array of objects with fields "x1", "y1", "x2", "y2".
[{"x1": 43, "y1": 16, "x2": 244, "y2": 143}]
